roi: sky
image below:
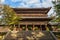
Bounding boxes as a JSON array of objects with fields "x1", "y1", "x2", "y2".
[
  {"x1": 1, "y1": 0, "x2": 53, "y2": 8},
  {"x1": 0, "y1": 0, "x2": 55, "y2": 16}
]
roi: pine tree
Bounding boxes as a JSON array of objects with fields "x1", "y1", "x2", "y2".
[{"x1": 52, "y1": 0, "x2": 60, "y2": 22}]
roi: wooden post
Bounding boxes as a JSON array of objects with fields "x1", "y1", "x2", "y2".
[
  {"x1": 46, "y1": 24, "x2": 49, "y2": 31},
  {"x1": 26, "y1": 24, "x2": 28, "y2": 31},
  {"x1": 14, "y1": 24, "x2": 15, "y2": 28},
  {"x1": 19, "y1": 24, "x2": 22, "y2": 31},
  {"x1": 39, "y1": 25, "x2": 41, "y2": 31},
  {"x1": 18, "y1": 23, "x2": 20, "y2": 31},
  {"x1": 40, "y1": 25, "x2": 42, "y2": 31},
  {"x1": 13, "y1": 24, "x2": 16, "y2": 30},
  {"x1": 32, "y1": 24, "x2": 35, "y2": 31}
]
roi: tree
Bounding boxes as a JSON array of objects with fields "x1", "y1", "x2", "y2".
[
  {"x1": 52, "y1": 0, "x2": 60, "y2": 30},
  {"x1": 52, "y1": 0, "x2": 60, "y2": 22},
  {"x1": 0, "y1": 5, "x2": 20, "y2": 27}
]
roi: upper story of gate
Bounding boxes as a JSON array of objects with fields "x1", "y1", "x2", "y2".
[{"x1": 13, "y1": 7, "x2": 51, "y2": 18}]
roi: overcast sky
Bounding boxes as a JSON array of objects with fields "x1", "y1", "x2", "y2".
[{"x1": 0, "y1": 0, "x2": 55, "y2": 16}]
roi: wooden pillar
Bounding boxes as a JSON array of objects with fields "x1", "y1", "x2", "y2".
[
  {"x1": 39, "y1": 25, "x2": 41, "y2": 31},
  {"x1": 14, "y1": 24, "x2": 15, "y2": 27},
  {"x1": 19, "y1": 24, "x2": 22, "y2": 31},
  {"x1": 45, "y1": 24, "x2": 49, "y2": 31},
  {"x1": 18, "y1": 23, "x2": 20, "y2": 31},
  {"x1": 32, "y1": 24, "x2": 35, "y2": 31},
  {"x1": 14, "y1": 24, "x2": 16, "y2": 30},
  {"x1": 40, "y1": 25, "x2": 42, "y2": 31},
  {"x1": 26, "y1": 24, "x2": 28, "y2": 31}
]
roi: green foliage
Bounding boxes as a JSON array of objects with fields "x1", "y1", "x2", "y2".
[
  {"x1": 57, "y1": 25, "x2": 60, "y2": 28},
  {"x1": 52, "y1": 1, "x2": 60, "y2": 22},
  {"x1": 0, "y1": 5, "x2": 20, "y2": 25}
]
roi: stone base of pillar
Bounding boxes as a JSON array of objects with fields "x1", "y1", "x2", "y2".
[
  {"x1": 32, "y1": 28, "x2": 35, "y2": 31},
  {"x1": 19, "y1": 28, "x2": 22, "y2": 31},
  {"x1": 26, "y1": 28, "x2": 28, "y2": 31}
]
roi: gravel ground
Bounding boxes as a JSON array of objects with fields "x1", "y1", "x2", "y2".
[{"x1": 4, "y1": 31, "x2": 56, "y2": 40}]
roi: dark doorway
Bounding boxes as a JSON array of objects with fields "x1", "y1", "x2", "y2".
[
  {"x1": 34, "y1": 25, "x2": 40, "y2": 30},
  {"x1": 27, "y1": 25, "x2": 33, "y2": 30},
  {"x1": 41, "y1": 25, "x2": 46, "y2": 31},
  {"x1": 47, "y1": 24, "x2": 53, "y2": 31},
  {"x1": 20, "y1": 25, "x2": 26, "y2": 30}
]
